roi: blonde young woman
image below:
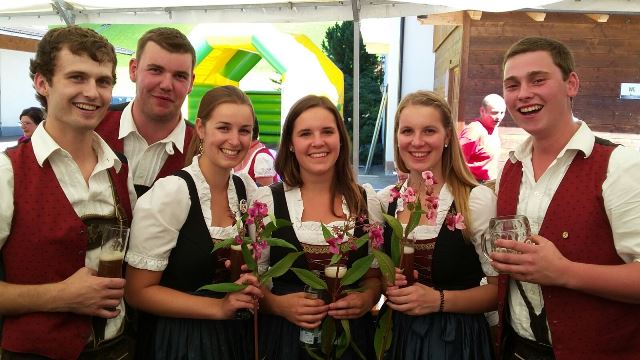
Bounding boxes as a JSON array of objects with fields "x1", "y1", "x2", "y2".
[
  {"x1": 255, "y1": 95, "x2": 383, "y2": 359},
  {"x1": 124, "y1": 86, "x2": 262, "y2": 359},
  {"x1": 379, "y1": 91, "x2": 498, "y2": 359}
]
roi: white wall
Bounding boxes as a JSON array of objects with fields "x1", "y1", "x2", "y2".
[
  {"x1": 0, "y1": 49, "x2": 39, "y2": 136},
  {"x1": 384, "y1": 18, "x2": 436, "y2": 172},
  {"x1": 401, "y1": 18, "x2": 435, "y2": 96}
]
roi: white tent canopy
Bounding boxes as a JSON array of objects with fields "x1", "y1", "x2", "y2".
[{"x1": 1, "y1": 1, "x2": 638, "y2": 26}]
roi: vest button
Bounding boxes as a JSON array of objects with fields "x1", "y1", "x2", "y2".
[{"x1": 562, "y1": 231, "x2": 569, "y2": 239}]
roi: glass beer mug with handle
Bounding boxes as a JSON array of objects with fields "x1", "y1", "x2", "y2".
[{"x1": 481, "y1": 215, "x2": 531, "y2": 260}]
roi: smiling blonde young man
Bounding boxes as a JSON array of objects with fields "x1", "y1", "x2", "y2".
[
  {"x1": 492, "y1": 37, "x2": 640, "y2": 360},
  {"x1": 0, "y1": 26, "x2": 133, "y2": 359}
]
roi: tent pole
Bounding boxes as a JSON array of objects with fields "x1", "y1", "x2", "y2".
[{"x1": 351, "y1": 0, "x2": 360, "y2": 175}]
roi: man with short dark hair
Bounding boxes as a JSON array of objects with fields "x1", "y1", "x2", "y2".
[
  {"x1": 0, "y1": 26, "x2": 133, "y2": 359},
  {"x1": 97, "y1": 27, "x2": 195, "y2": 198},
  {"x1": 492, "y1": 36, "x2": 640, "y2": 360},
  {"x1": 459, "y1": 93, "x2": 506, "y2": 182}
]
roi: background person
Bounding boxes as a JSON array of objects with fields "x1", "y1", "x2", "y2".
[
  {"x1": 0, "y1": 26, "x2": 132, "y2": 359},
  {"x1": 493, "y1": 36, "x2": 640, "y2": 360},
  {"x1": 17, "y1": 107, "x2": 44, "y2": 144},
  {"x1": 234, "y1": 117, "x2": 278, "y2": 186},
  {"x1": 124, "y1": 86, "x2": 261, "y2": 359},
  {"x1": 97, "y1": 27, "x2": 196, "y2": 199},
  {"x1": 379, "y1": 90, "x2": 497, "y2": 360},
  {"x1": 459, "y1": 93, "x2": 506, "y2": 182}
]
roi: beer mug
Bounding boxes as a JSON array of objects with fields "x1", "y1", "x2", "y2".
[
  {"x1": 98, "y1": 225, "x2": 130, "y2": 279},
  {"x1": 481, "y1": 215, "x2": 531, "y2": 259}
]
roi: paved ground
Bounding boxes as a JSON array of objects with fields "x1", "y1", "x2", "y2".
[{"x1": 1, "y1": 135, "x2": 396, "y2": 190}]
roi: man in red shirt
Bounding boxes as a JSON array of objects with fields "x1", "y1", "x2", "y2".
[{"x1": 459, "y1": 93, "x2": 506, "y2": 182}]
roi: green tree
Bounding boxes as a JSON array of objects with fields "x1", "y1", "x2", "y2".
[{"x1": 322, "y1": 21, "x2": 384, "y2": 163}]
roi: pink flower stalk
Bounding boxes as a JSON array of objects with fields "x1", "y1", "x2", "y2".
[
  {"x1": 446, "y1": 213, "x2": 466, "y2": 231},
  {"x1": 425, "y1": 195, "x2": 439, "y2": 210},
  {"x1": 368, "y1": 223, "x2": 384, "y2": 250},
  {"x1": 248, "y1": 200, "x2": 269, "y2": 219},
  {"x1": 401, "y1": 187, "x2": 417, "y2": 203},
  {"x1": 327, "y1": 237, "x2": 341, "y2": 254},
  {"x1": 422, "y1": 171, "x2": 437, "y2": 186},
  {"x1": 389, "y1": 187, "x2": 401, "y2": 202},
  {"x1": 253, "y1": 240, "x2": 268, "y2": 261}
]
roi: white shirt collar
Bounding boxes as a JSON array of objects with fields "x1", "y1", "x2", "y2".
[
  {"x1": 31, "y1": 121, "x2": 122, "y2": 172},
  {"x1": 118, "y1": 100, "x2": 187, "y2": 153},
  {"x1": 508, "y1": 118, "x2": 594, "y2": 164}
]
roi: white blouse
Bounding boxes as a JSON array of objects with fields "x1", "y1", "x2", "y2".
[
  {"x1": 126, "y1": 156, "x2": 258, "y2": 271},
  {"x1": 255, "y1": 183, "x2": 383, "y2": 268},
  {"x1": 377, "y1": 182, "x2": 498, "y2": 276}
]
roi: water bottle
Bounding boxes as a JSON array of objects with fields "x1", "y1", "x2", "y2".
[{"x1": 299, "y1": 285, "x2": 322, "y2": 352}]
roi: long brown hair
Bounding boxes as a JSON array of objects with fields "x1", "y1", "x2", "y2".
[
  {"x1": 275, "y1": 95, "x2": 365, "y2": 217},
  {"x1": 394, "y1": 91, "x2": 478, "y2": 239},
  {"x1": 184, "y1": 85, "x2": 256, "y2": 166}
]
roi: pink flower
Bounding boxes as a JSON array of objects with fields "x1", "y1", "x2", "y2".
[
  {"x1": 253, "y1": 240, "x2": 268, "y2": 261},
  {"x1": 425, "y1": 195, "x2": 439, "y2": 210},
  {"x1": 422, "y1": 171, "x2": 437, "y2": 186},
  {"x1": 446, "y1": 213, "x2": 466, "y2": 231},
  {"x1": 234, "y1": 235, "x2": 243, "y2": 245},
  {"x1": 368, "y1": 223, "x2": 384, "y2": 250},
  {"x1": 248, "y1": 200, "x2": 269, "y2": 219},
  {"x1": 389, "y1": 187, "x2": 401, "y2": 202},
  {"x1": 401, "y1": 187, "x2": 417, "y2": 203},
  {"x1": 327, "y1": 237, "x2": 341, "y2": 254},
  {"x1": 245, "y1": 217, "x2": 254, "y2": 225},
  {"x1": 426, "y1": 208, "x2": 438, "y2": 222}
]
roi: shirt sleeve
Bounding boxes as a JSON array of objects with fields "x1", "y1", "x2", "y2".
[
  {"x1": 603, "y1": 146, "x2": 640, "y2": 263},
  {"x1": 362, "y1": 183, "x2": 384, "y2": 225},
  {"x1": 125, "y1": 175, "x2": 191, "y2": 271},
  {"x1": 468, "y1": 185, "x2": 498, "y2": 276},
  {"x1": 0, "y1": 153, "x2": 14, "y2": 250},
  {"x1": 252, "y1": 152, "x2": 276, "y2": 178}
]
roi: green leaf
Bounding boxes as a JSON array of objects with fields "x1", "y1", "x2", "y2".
[
  {"x1": 335, "y1": 320, "x2": 350, "y2": 358},
  {"x1": 355, "y1": 233, "x2": 369, "y2": 250},
  {"x1": 340, "y1": 255, "x2": 374, "y2": 286},
  {"x1": 374, "y1": 307, "x2": 394, "y2": 360},
  {"x1": 372, "y1": 249, "x2": 396, "y2": 285},
  {"x1": 405, "y1": 206, "x2": 425, "y2": 237},
  {"x1": 383, "y1": 214, "x2": 402, "y2": 242},
  {"x1": 212, "y1": 238, "x2": 234, "y2": 253},
  {"x1": 321, "y1": 316, "x2": 336, "y2": 355},
  {"x1": 329, "y1": 253, "x2": 342, "y2": 266},
  {"x1": 198, "y1": 282, "x2": 247, "y2": 293},
  {"x1": 241, "y1": 243, "x2": 257, "y2": 272},
  {"x1": 291, "y1": 268, "x2": 327, "y2": 290},
  {"x1": 262, "y1": 218, "x2": 291, "y2": 238},
  {"x1": 304, "y1": 344, "x2": 324, "y2": 360},
  {"x1": 321, "y1": 223, "x2": 334, "y2": 240},
  {"x1": 260, "y1": 251, "x2": 303, "y2": 284},
  {"x1": 391, "y1": 235, "x2": 401, "y2": 266},
  {"x1": 265, "y1": 237, "x2": 297, "y2": 250},
  {"x1": 341, "y1": 286, "x2": 366, "y2": 294}
]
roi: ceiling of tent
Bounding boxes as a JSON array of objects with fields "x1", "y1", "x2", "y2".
[{"x1": 1, "y1": 0, "x2": 639, "y2": 26}]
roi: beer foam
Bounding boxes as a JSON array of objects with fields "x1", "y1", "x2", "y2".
[
  {"x1": 99, "y1": 250, "x2": 124, "y2": 262},
  {"x1": 403, "y1": 245, "x2": 415, "y2": 254},
  {"x1": 324, "y1": 265, "x2": 347, "y2": 279}
]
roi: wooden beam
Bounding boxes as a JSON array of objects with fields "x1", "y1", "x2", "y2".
[
  {"x1": 526, "y1": 12, "x2": 546, "y2": 22},
  {"x1": 0, "y1": 34, "x2": 38, "y2": 52},
  {"x1": 467, "y1": 11, "x2": 482, "y2": 21},
  {"x1": 418, "y1": 11, "x2": 463, "y2": 26},
  {"x1": 585, "y1": 13, "x2": 609, "y2": 23}
]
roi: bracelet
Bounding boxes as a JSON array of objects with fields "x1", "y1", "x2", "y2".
[{"x1": 438, "y1": 289, "x2": 445, "y2": 312}]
